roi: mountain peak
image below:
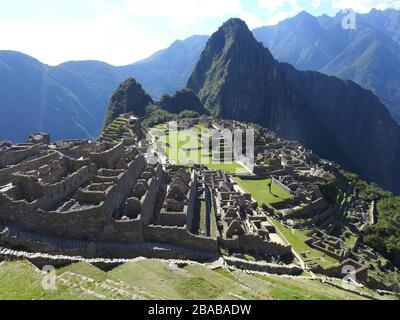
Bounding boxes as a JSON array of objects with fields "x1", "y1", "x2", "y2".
[
  {"x1": 211, "y1": 17, "x2": 267, "y2": 49},
  {"x1": 187, "y1": 18, "x2": 274, "y2": 96},
  {"x1": 220, "y1": 18, "x2": 249, "y2": 31},
  {"x1": 103, "y1": 77, "x2": 153, "y2": 128},
  {"x1": 215, "y1": 18, "x2": 253, "y2": 41}
]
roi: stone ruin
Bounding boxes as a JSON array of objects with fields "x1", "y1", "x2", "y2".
[{"x1": 0, "y1": 130, "x2": 294, "y2": 266}]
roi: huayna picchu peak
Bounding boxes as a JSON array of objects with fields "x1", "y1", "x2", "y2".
[{"x1": 187, "y1": 18, "x2": 400, "y2": 194}]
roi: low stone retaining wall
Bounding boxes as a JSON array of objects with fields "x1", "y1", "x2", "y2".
[
  {"x1": 0, "y1": 225, "x2": 218, "y2": 263},
  {"x1": 0, "y1": 247, "x2": 217, "y2": 270},
  {"x1": 224, "y1": 256, "x2": 303, "y2": 276}
]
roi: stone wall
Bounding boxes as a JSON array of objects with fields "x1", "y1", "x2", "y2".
[
  {"x1": 35, "y1": 164, "x2": 98, "y2": 211},
  {"x1": 281, "y1": 198, "x2": 329, "y2": 220},
  {"x1": 310, "y1": 259, "x2": 368, "y2": 284},
  {"x1": 140, "y1": 165, "x2": 164, "y2": 225},
  {"x1": 271, "y1": 176, "x2": 292, "y2": 194},
  {"x1": 185, "y1": 172, "x2": 198, "y2": 231},
  {"x1": 0, "y1": 193, "x2": 144, "y2": 243},
  {"x1": 224, "y1": 256, "x2": 303, "y2": 275},
  {"x1": 159, "y1": 212, "x2": 187, "y2": 227},
  {"x1": 218, "y1": 234, "x2": 292, "y2": 257},
  {"x1": 89, "y1": 142, "x2": 124, "y2": 169},
  {"x1": 143, "y1": 225, "x2": 218, "y2": 253},
  {"x1": 102, "y1": 156, "x2": 146, "y2": 217},
  {"x1": 0, "y1": 144, "x2": 42, "y2": 169},
  {"x1": 0, "y1": 152, "x2": 59, "y2": 185}
]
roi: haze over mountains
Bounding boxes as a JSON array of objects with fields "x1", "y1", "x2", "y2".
[{"x1": 0, "y1": 35, "x2": 208, "y2": 142}]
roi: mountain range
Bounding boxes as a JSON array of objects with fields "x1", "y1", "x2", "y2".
[
  {"x1": 253, "y1": 9, "x2": 400, "y2": 123},
  {"x1": 2, "y1": 9, "x2": 400, "y2": 193},
  {"x1": 2, "y1": 9, "x2": 400, "y2": 143},
  {"x1": 186, "y1": 18, "x2": 400, "y2": 194},
  {"x1": 0, "y1": 35, "x2": 208, "y2": 142}
]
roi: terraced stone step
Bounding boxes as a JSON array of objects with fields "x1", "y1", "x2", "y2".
[{"x1": 58, "y1": 271, "x2": 146, "y2": 300}]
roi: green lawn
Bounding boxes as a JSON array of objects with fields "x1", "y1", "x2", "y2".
[
  {"x1": 150, "y1": 125, "x2": 248, "y2": 174},
  {"x1": 234, "y1": 178, "x2": 292, "y2": 205},
  {"x1": 0, "y1": 260, "x2": 96, "y2": 300},
  {"x1": 271, "y1": 220, "x2": 338, "y2": 268}
]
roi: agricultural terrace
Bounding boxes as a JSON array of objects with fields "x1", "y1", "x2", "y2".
[{"x1": 99, "y1": 117, "x2": 131, "y2": 143}]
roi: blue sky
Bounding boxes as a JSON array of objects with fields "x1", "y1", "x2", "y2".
[{"x1": 0, "y1": 0, "x2": 399, "y2": 65}]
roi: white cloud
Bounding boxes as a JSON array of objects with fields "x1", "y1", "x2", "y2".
[
  {"x1": 240, "y1": 12, "x2": 263, "y2": 29},
  {"x1": 91, "y1": 0, "x2": 121, "y2": 12},
  {"x1": 312, "y1": 0, "x2": 321, "y2": 9},
  {"x1": 124, "y1": 0, "x2": 243, "y2": 27},
  {"x1": 333, "y1": 0, "x2": 400, "y2": 13},
  {"x1": 258, "y1": 0, "x2": 301, "y2": 25},
  {"x1": 0, "y1": 12, "x2": 161, "y2": 66},
  {"x1": 258, "y1": 0, "x2": 287, "y2": 11}
]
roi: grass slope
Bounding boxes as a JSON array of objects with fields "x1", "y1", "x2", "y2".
[
  {"x1": 0, "y1": 259, "x2": 380, "y2": 300},
  {"x1": 0, "y1": 260, "x2": 95, "y2": 300}
]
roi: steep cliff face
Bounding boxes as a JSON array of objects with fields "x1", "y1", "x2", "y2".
[
  {"x1": 159, "y1": 89, "x2": 206, "y2": 115},
  {"x1": 103, "y1": 78, "x2": 153, "y2": 128},
  {"x1": 187, "y1": 18, "x2": 400, "y2": 194}
]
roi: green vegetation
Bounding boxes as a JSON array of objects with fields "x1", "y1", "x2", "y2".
[
  {"x1": 271, "y1": 221, "x2": 338, "y2": 268},
  {"x1": 57, "y1": 262, "x2": 109, "y2": 282},
  {"x1": 174, "y1": 110, "x2": 200, "y2": 120},
  {"x1": 150, "y1": 123, "x2": 248, "y2": 174},
  {"x1": 0, "y1": 259, "x2": 385, "y2": 300},
  {"x1": 143, "y1": 107, "x2": 200, "y2": 129},
  {"x1": 142, "y1": 105, "x2": 173, "y2": 128},
  {"x1": 175, "y1": 277, "x2": 222, "y2": 299},
  {"x1": 103, "y1": 78, "x2": 153, "y2": 129},
  {"x1": 233, "y1": 178, "x2": 292, "y2": 205},
  {"x1": 0, "y1": 260, "x2": 95, "y2": 300},
  {"x1": 159, "y1": 88, "x2": 207, "y2": 115},
  {"x1": 342, "y1": 172, "x2": 400, "y2": 267},
  {"x1": 238, "y1": 272, "x2": 368, "y2": 300},
  {"x1": 344, "y1": 172, "x2": 392, "y2": 201},
  {"x1": 108, "y1": 259, "x2": 259, "y2": 300},
  {"x1": 256, "y1": 158, "x2": 281, "y2": 170},
  {"x1": 99, "y1": 116, "x2": 130, "y2": 142},
  {"x1": 363, "y1": 196, "x2": 400, "y2": 267}
]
